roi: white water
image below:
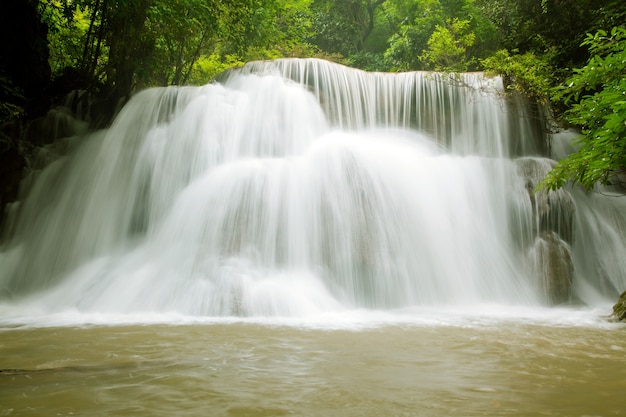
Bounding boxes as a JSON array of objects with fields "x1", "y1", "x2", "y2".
[{"x1": 0, "y1": 58, "x2": 625, "y2": 323}]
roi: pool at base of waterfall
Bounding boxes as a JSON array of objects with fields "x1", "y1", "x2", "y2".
[{"x1": 1, "y1": 312, "x2": 625, "y2": 417}]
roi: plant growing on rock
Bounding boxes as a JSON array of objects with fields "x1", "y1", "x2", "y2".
[{"x1": 541, "y1": 26, "x2": 626, "y2": 191}]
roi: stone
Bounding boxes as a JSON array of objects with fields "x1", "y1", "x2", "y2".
[
  {"x1": 532, "y1": 231, "x2": 573, "y2": 304},
  {"x1": 516, "y1": 157, "x2": 576, "y2": 304},
  {"x1": 611, "y1": 291, "x2": 626, "y2": 322}
]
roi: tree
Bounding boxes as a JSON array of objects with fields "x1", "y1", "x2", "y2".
[
  {"x1": 138, "y1": 0, "x2": 219, "y2": 86},
  {"x1": 39, "y1": 0, "x2": 311, "y2": 100},
  {"x1": 309, "y1": 0, "x2": 385, "y2": 58},
  {"x1": 238, "y1": 0, "x2": 315, "y2": 61},
  {"x1": 475, "y1": 0, "x2": 626, "y2": 72},
  {"x1": 420, "y1": 18, "x2": 475, "y2": 71},
  {"x1": 383, "y1": 0, "x2": 496, "y2": 71},
  {"x1": 384, "y1": 0, "x2": 445, "y2": 70},
  {"x1": 481, "y1": 49, "x2": 554, "y2": 104},
  {"x1": 541, "y1": 27, "x2": 626, "y2": 190}
]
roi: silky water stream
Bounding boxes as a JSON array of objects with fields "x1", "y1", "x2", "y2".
[{"x1": 1, "y1": 59, "x2": 625, "y2": 416}]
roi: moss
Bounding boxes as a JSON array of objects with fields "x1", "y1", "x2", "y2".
[{"x1": 611, "y1": 291, "x2": 626, "y2": 322}]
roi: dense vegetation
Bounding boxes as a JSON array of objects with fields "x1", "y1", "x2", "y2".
[{"x1": 1, "y1": 0, "x2": 625, "y2": 191}]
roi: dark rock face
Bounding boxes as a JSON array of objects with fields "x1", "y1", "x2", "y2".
[
  {"x1": 0, "y1": 0, "x2": 51, "y2": 101},
  {"x1": 516, "y1": 157, "x2": 576, "y2": 304},
  {"x1": 0, "y1": 142, "x2": 26, "y2": 211},
  {"x1": 0, "y1": 106, "x2": 89, "y2": 231},
  {"x1": 612, "y1": 291, "x2": 626, "y2": 322},
  {"x1": 0, "y1": 0, "x2": 52, "y2": 226}
]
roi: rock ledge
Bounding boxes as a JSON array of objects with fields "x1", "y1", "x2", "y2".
[{"x1": 611, "y1": 291, "x2": 626, "y2": 322}]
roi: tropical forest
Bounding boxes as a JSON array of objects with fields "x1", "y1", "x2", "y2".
[
  {"x1": 2, "y1": 0, "x2": 626, "y2": 195},
  {"x1": 1, "y1": 1, "x2": 626, "y2": 415}
]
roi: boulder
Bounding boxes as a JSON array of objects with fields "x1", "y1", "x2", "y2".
[
  {"x1": 516, "y1": 157, "x2": 575, "y2": 242},
  {"x1": 611, "y1": 291, "x2": 626, "y2": 322},
  {"x1": 532, "y1": 231, "x2": 573, "y2": 304},
  {"x1": 516, "y1": 157, "x2": 576, "y2": 304}
]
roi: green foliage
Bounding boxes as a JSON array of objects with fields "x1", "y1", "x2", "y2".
[
  {"x1": 309, "y1": 0, "x2": 386, "y2": 58},
  {"x1": 475, "y1": 0, "x2": 626, "y2": 70},
  {"x1": 241, "y1": 0, "x2": 317, "y2": 60},
  {"x1": 141, "y1": 0, "x2": 219, "y2": 86},
  {"x1": 383, "y1": 0, "x2": 497, "y2": 71},
  {"x1": 309, "y1": 0, "x2": 360, "y2": 55},
  {"x1": 420, "y1": 18, "x2": 475, "y2": 71},
  {"x1": 345, "y1": 51, "x2": 388, "y2": 71},
  {"x1": 37, "y1": 0, "x2": 317, "y2": 96},
  {"x1": 272, "y1": 0, "x2": 314, "y2": 55},
  {"x1": 384, "y1": 0, "x2": 444, "y2": 70},
  {"x1": 481, "y1": 49, "x2": 554, "y2": 103},
  {"x1": 541, "y1": 27, "x2": 626, "y2": 190},
  {"x1": 40, "y1": 0, "x2": 90, "y2": 76},
  {"x1": 186, "y1": 54, "x2": 244, "y2": 85},
  {"x1": 0, "y1": 75, "x2": 25, "y2": 124}
]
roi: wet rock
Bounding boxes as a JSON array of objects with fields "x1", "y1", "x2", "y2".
[
  {"x1": 23, "y1": 106, "x2": 89, "y2": 146},
  {"x1": 516, "y1": 157, "x2": 575, "y2": 242},
  {"x1": 611, "y1": 291, "x2": 626, "y2": 322},
  {"x1": 0, "y1": 106, "x2": 88, "y2": 226},
  {"x1": 516, "y1": 157, "x2": 576, "y2": 304},
  {"x1": 532, "y1": 231, "x2": 573, "y2": 304}
]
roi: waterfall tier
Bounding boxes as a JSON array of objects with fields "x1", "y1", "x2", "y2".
[{"x1": 1, "y1": 58, "x2": 624, "y2": 317}]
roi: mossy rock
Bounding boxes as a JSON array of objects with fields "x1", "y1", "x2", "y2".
[{"x1": 611, "y1": 291, "x2": 626, "y2": 322}]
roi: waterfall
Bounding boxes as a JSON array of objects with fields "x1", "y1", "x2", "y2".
[{"x1": 0, "y1": 58, "x2": 624, "y2": 318}]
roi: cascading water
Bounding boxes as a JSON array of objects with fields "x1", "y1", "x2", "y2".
[{"x1": 1, "y1": 58, "x2": 625, "y2": 319}]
